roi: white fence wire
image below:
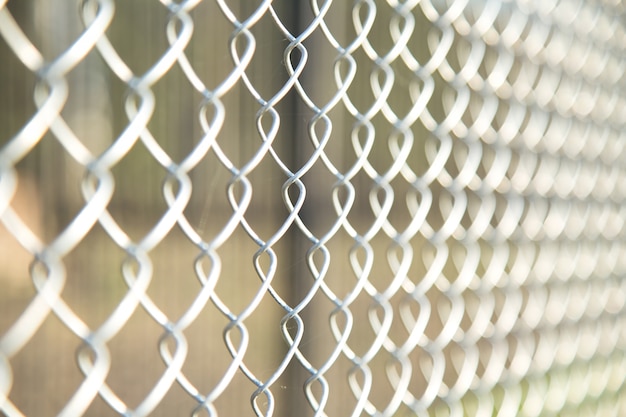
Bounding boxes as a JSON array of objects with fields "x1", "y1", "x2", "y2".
[{"x1": 1, "y1": 0, "x2": 625, "y2": 416}]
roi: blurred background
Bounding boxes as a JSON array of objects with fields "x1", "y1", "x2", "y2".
[{"x1": 1, "y1": 0, "x2": 626, "y2": 416}]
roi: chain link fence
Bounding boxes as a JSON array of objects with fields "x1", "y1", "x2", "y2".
[{"x1": 1, "y1": 0, "x2": 625, "y2": 416}]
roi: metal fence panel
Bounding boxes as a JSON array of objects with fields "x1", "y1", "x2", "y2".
[{"x1": 1, "y1": 0, "x2": 625, "y2": 416}]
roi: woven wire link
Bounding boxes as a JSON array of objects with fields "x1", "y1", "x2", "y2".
[{"x1": 0, "y1": 0, "x2": 625, "y2": 416}]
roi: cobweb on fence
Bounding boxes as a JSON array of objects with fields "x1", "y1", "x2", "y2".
[{"x1": 1, "y1": 0, "x2": 625, "y2": 416}]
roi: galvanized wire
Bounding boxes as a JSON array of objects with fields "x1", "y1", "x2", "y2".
[{"x1": 1, "y1": 0, "x2": 625, "y2": 416}]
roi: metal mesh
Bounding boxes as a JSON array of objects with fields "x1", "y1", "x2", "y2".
[{"x1": 1, "y1": 0, "x2": 625, "y2": 415}]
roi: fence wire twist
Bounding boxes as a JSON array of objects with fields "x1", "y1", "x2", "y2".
[{"x1": 0, "y1": 0, "x2": 625, "y2": 416}]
